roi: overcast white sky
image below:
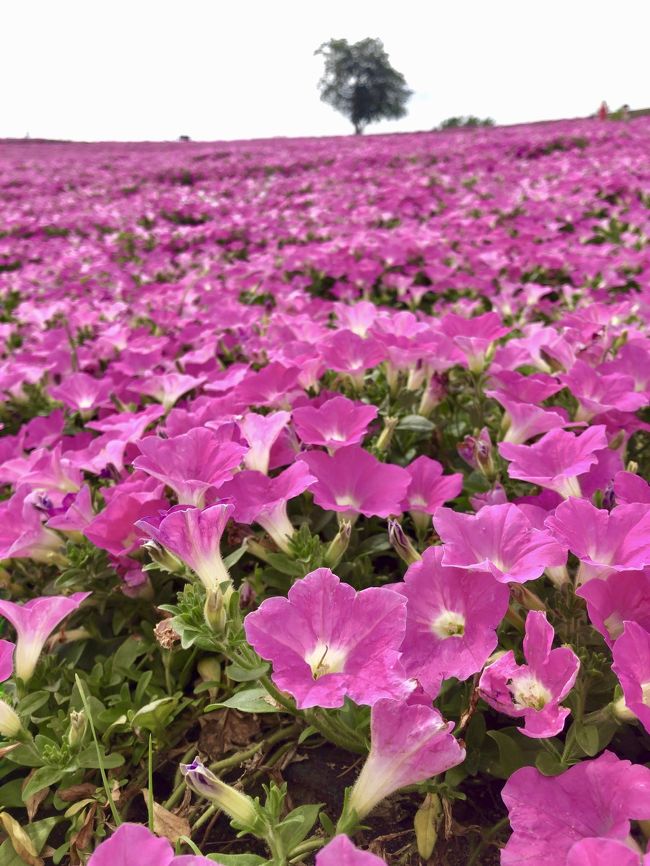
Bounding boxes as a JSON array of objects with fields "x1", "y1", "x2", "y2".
[{"x1": 2, "y1": 0, "x2": 649, "y2": 142}]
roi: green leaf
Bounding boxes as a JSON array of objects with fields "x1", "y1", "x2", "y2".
[
  {"x1": 206, "y1": 688, "x2": 281, "y2": 715},
  {"x1": 5, "y1": 742, "x2": 45, "y2": 768},
  {"x1": 277, "y1": 803, "x2": 322, "y2": 852},
  {"x1": 225, "y1": 661, "x2": 269, "y2": 682},
  {"x1": 223, "y1": 540, "x2": 249, "y2": 569},
  {"x1": 263, "y1": 553, "x2": 305, "y2": 577},
  {"x1": 209, "y1": 856, "x2": 268, "y2": 865},
  {"x1": 0, "y1": 780, "x2": 25, "y2": 809},
  {"x1": 397, "y1": 415, "x2": 434, "y2": 433},
  {"x1": 22, "y1": 766, "x2": 66, "y2": 801},
  {"x1": 484, "y1": 730, "x2": 527, "y2": 778},
  {"x1": 17, "y1": 691, "x2": 50, "y2": 717},
  {"x1": 535, "y1": 751, "x2": 566, "y2": 776},
  {"x1": 131, "y1": 697, "x2": 177, "y2": 732},
  {"x1": 76, "y1": 746, "x2": 125, "y2": 770},
  {"x1": 112, "y1": 635, "x2": 149, "y2": 677},
  {"x1": 575, "y1": 723, "x2": 600, "y2": 757},
  {"x1": 0, "y1": 816, "x2": 58, "y2": 866}
]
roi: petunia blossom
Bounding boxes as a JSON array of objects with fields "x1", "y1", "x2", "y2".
[
  {"x1": 133, "y1": 428, "x2": 248, "y2": 506},
  {"x1": 545, "y1": 499, "x2": 650, "y2": 584},
  {"x1": 501, "y1": 751, "x2": 650, "y2": 866},
  {"x1": 611, "y1": 621, "x2": 650, "y2": 734},
  {"x1": 237, "y1": 410, "x2": 291, "y2": 474},
  {"x1": 136, "y1": 503, "x2": 234, "y2": 592},
  {"x1": 479, "y1": 610, "x2": 579, "y2": 738},
  {"x1": 346, "y1": 698, "x2": 465, "y2": 819},
  {"x1": 577, "y1": 569, "x2": 650, "y2": 647},
  {"x1": 434, "y1": 503, "x2": 567, "y2": 584},
  {"x1": 401, "y1": 456, "x2": 463, "y2": 534},
  {"x1": 398, "y1": 546, "x2": 509, "y2": 697},
  {"x1": 0, "y1": 592, "x2": 91, "y2": 682},
  {"x1": 292, "y1": 395, "x2": 378, "y2": 451},
  {"x1": 316, "y1": 835, "x2": 387, "y2": 866},
  {"x1": 499, "y1": 426, "x2": 609, "y2": 499},
  {"x1": 87, "y1": 823, "x2": 217, "y2": 865},
  {"x1": 300, "y1": 446, "x2": 410, "y2": 520},
  {"x1": 567, "y1": 838, "x2": 649, "y2": 866},
  {"x1": 244, "y1": 568, "x2": 412, "y2": 709}
]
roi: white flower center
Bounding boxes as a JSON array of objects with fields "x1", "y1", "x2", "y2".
[
  {"x1": 431, "y1": 610, "x2": 466, "y2": 639},
  {"x1": 642, "y1": 682, "x2": 650, "y2": 707},
  {"x1": 510, "y1": 674, "x2": 552, "y2": 710},
  {"x1": 305, "y1": 642, "x2": 347, "y2": 679},
  {"x1": 334, "y1": 493, "x2": 360, "y2": 509}
]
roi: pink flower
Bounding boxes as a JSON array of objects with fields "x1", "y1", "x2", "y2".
[
  {"x1": 434, "y1": 503, "x2": 566, "y2": 584},
  {"x1": 219, "y1": 462, "x2": 315, "y2": 552},
  {"x1": 479, "y1": 611, "x2": 579, "y2": 738},
  {"x1": 612, "y1": 621, "x2": 650, "y2": 734},
  {"x1": 440, "y1": 311, "x2": 509, "y2": 371},
  {"x1": 84, "y1": 484, "x2": 168, "y2": 557},
  {"x1": 499, "y1": 426, "x2": 609, "y2": 499},
  {"x1": 494, "y1": 394, "x2": 575, "y2": 445},
  {"x1": 545, "y1": 499, "x2": 650, "y2": 584},
  {"x1": 49, "y1": 372, "x2": 113, "y2": 413},
  {"x1": 138, "y1": 372, "x2": 206, "y2": 410},
  {"x1": 293, "y1": 396, "x2": 378, "y2": 451},
  {"x1": 233, "y1": 362, "x2": 302, "y2": 408},
  {"x1": 238, "y1": 410, "x2": 291, "y2": 474},
  {"x1": 577, "y1": 569, "x2": 650, "y2": 647},
  {"x1": 0, "y1": 639, "x2": 20, "y2": 738},
  {"x1": 401, "y1": 456, "x2": 462, "y2": 533},
  {"x1": 244, "y1": 568, "x2": 412, "y2": 709},
  {"x1": 0, "y1": 592, "x2": 91, "y2": 682},
  {"x1": 316, "y1": 836, "x2": 386, "y2": 866},
  {"x1": 399, "y1": 546, "x2": 509, "y2": 696},
  {"x1": 614, "y1": 471, "x2": 650, "y2": 505},
  {"x1": 561, "y1": 360, "x2": 646, "y2": 422},
  {"x1": 46, "y1": 485, "x2": 95, "y2": 533},
  {"x1": 567, "y1": 838, "x2": 649, "y2": 866},
  {"x1": 320, "y1": 330, "x2": 386, "y2": 387},
  {"x1": 347, "y1": 698, "x2": 465, "y2": 819},
  {"x1": 501, "y1": 751, "x2": 650, "y2": 865},
  {"x1": 88, "y1": 823, "x2": 216, "y2": 865},
  {"x1": 0, "y1": 487, "x2": 65, "y2": 563},
  {"x1": 133, "y1": 428, "x2": 247, "y2": 506},
  {"x1": 136, "y1": 503, "x2": 234, "y2": 592},
  {"x1": 300, "y1": 446, "x2": 410, "y2": 519}
]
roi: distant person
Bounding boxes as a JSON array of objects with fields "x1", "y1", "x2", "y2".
[
  {"x1": 598, "y1": 101, "x2": 609, "y2": 121},
  {"x1": 622, "y1": 103, "x2": 630, "y2": 120},
  {"x1": 179, "y1": 134, "x2": 191, "y2": 142}
]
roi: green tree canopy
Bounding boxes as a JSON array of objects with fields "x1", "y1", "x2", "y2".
[{"x1": 315, "y1": 38, "x2": 412, "y2": 135}]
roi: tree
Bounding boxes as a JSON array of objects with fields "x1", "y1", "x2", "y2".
[{"x1": 315, "y1": 38, "x2": 412, "y2": 135}]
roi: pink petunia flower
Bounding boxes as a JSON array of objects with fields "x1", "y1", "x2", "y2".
[
  {"x1": 49, "y1": 372, "x2": 113, "y2": 413},
  {"x1": 545, "y1": 499, "x2": 650, "y2": 584},
  {"x1": 133, "y1": 428, "x2": 248, "y2": 506},
  {"x1": 316, "y1": 835, "x2": 387, "y2": 866},
  {"x1": 479, "y1": 611, "x2": 579, "y2": 738},
  {"x1": 138, "y1": 372, "x2": 206, "y2": 410},
  {"x1": 434, "y1": 503, "x2": 567, "y2": 584},
  {"x1": 237, "y1": 410, "x2": 291, "y2": 474},
  {"x1": 401, "y1": 456, "x2": 463, "y2": 534},
  {"x1": 499, "y1": 426, "x2": 609, "y2": 499},
  {"x1": 440, "y1": 311, "x2": 509, "y2": 372},
  {"x1": 501, "y1": 751, "x2": 650, "y2": 865},
  {"x1": 347, "y1": 698, "x2": 465, "y2": 819},
  {"x1": 612, "y1": 621, "x2": 650, "y2": 734},
  {"x1": 577, "y1": 569, "x2": 650, "y2": 647},
  {"x1": 495, "y1": 395, "x2": 576, "y2": 445},
  {"x1": 561, "y1": 360, "x2": 646, "y2": 422},
  {"x1": 299, "y1": 446, "x2": 410, "y2": 520},
  {"x1": 87, "y1": 823, "x2": 216, "y2": 865},
  {"x1": 46, "y1": 485, "x2": 95, "y2": 533},
  {"x1": 567, "y1": 838, "x2": 649, "y2": 866},
  {"x1": 0, "y1": 486, "x2": 65, "y2": 563},
  {"x1": 293, "y1": 396, "x2": 378, "y2": 451},
  {"x1": 218, "y1": 461, "x2": 315, "y2": 552},
  {"x1": 614, "y1": 470, "x2": 650, "y2": 505},
  {"x1": 0, "y1": 592, "x2": 90, "y2": 682},
  {"x1": 244, "y1": 568, "x2": 412, "y2": 709},
  {"x1": 319, "y1": 330, "x2": 386, "y2": 387},
  {"x1": 136, "y1": 503, "x2": 234, "y2": 592},
  {"x1": 399, "y1": 546, "x2": 509, "y2": 697},
  {"x1": 0, "y1": 639, "x2": 21, "y2": 738},
  {"x1": 84, "y1": 483, "x2": 168, "y2": 558}
]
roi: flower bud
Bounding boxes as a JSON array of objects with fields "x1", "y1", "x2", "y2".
[
  {"x1": 375, "y1": 417, "x2": 399, "y2": 453},
  {"x1": 324, "y1": 520, "x2": 351, "y2": 569},
  {"x1": 143, "y1": 540, "x2": 184, "y2": 575},
  {"x1": 388, "y1": 520, "x2": 421, "y2": 565},
  {"x1": 204, "y1": 588, "x2": 227, "y2": 634},
  {"x1": 67, "y1": 710, "x2": 87, "y2": 749},
  {"x1": 181, "y1": 758, "x2": 262, "y2": 830},
  {"x1": 0, "y1": 700, "x2": 23, "y2": 739},
  {"x1": 457, "y1": 428, "x2": 495, "y2": 479},
  {"x1": 414, "y1": 793, "x2": 442, "y2": 860}
]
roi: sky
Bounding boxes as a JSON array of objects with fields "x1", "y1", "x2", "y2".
[{"x1": 2, "y1": 0, "x2": 650, "y2": 142}]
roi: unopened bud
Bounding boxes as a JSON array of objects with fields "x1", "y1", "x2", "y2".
[
  {"x1": 388, "y1": 519, "x2": 421, "y2": 565},
  {"x1": 324, "y1": 520, "x2": 352, "y2": 569},
  {"x1": 204, "y1": 589, "x2": 227, "y2": 634},
  {"x1": 67, "y1": 710, "x2": 87, "y2": 749},
  {"x1": 0, "y1": 700, "x2": 23, "y2": 739},
  {"x1": 458, "y1": 427, "x2": 495, "y2": 479},
  {"x1": 143, "y1": 540, "x2": 184, "y2": 575},
  {"x1": 612, "y1": 696, "x2": 637, "y2": 722},
  {"x1": 414, "y1": 793, "x2": 442, "y2": 860},
  {"x1": 181, "y1": 758, "x2": 262, "y2": 830},
  {"x1": 626, "y1": 461, "x2": 639, "y2": 474},
  {"x1": 418, "y1": 374, "x2": 446, "y2": 417},
  {"x1": 375, "y1": 417, "x2": 399, "y2": 453}
]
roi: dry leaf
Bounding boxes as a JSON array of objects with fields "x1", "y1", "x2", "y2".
[
  {"x1": 0, "y1": 811, "x2": 43, "y2": 866},
  {"x1": 198, "y1": 708, "x2": 260, "y2": 759},
  {"x1": 141, "y1": 790, "x2": 190, "y2": 843},
  {"x1": 70, "y1": 803, "x2": 97, "y2": 858},
  {"x1": 58, "y1": 783, "x2": 98, "y2": 803},
  {"x1": 22, "y1": 772, "x2": 49, "y2": 822}
]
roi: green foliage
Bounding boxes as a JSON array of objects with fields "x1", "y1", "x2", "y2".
[{"x1": 315, "y1": 38, "x2": 412, "y2": 134}]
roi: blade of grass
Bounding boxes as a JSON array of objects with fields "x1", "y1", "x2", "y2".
[
  {"x1": 147, "y1": 734, "x2": 154, "y2": 832},
  {"x1": 75, "y1": 674, "x2": 121, "y2": 826}
]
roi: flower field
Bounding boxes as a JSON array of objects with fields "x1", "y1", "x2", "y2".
[{"x1": 0, "y1": 117, "x2": 649, "y2": 865}]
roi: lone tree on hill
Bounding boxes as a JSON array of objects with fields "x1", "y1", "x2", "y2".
[{"x1": 315, "y1": 38, "x2": 412, "y2": 135}]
